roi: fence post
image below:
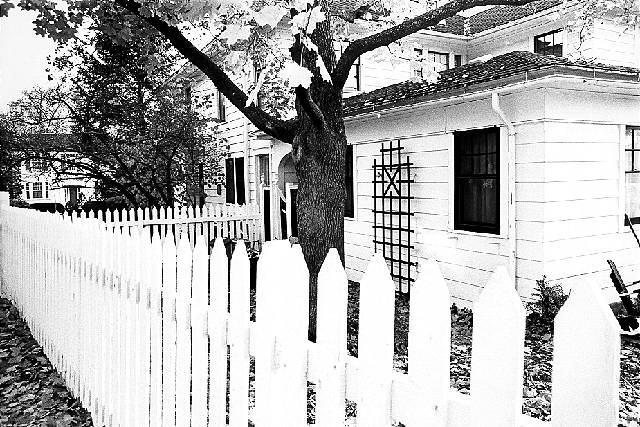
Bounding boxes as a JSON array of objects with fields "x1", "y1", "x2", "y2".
[
  {"x1": 470, "y1": 266, "x2": 525, "y2": 427},
  {"x1": 551, "y1": 279, "x2": 621, "y2": 426}
]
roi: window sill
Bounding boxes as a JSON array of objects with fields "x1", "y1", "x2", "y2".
[{"x1": 446, "y1": 227, "x2": 507, "y2": 241}]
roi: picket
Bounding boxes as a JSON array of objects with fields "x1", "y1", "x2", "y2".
[
  {"x1": 175, "y1": 233, "x2": 192, "y2": 425},
  {"x1": 357, "y1": 253, "x2": 396, "y2": 427},
  {"x1": 191, "y1": 235, "x2": 209, "y2": 425},
  {"x1": 161, "y1": 233, "x2": 178, "y2": 427},
  {"x1": 407, "y1": 259, "x2": 451, "y2": 427},
  {"x1": 149, "y1": 234, "x2": 163, "y2": 427},
  {"x1": 551, "y1": 279, "x2": 621, "y2": 427},
  {"x1": 470, "y1": 266, "x2": 526, "y2": 427},
  {"x1": 0, "y1": 195, "x2": 626, "y2": 427},
  {"x1": 209, "y1": 237, "x2": 229, "y2": 427},
  {"x1": 229, "y1": 240, "x2": 250, "y2": 427},
  {"x1": 315, "y1": 248, "x2": 348, "y2": 427}
]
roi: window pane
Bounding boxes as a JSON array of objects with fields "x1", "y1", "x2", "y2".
[
  {"x1": 627, "y1": 172, "x2": 640, "y2": 219},
  {"x1": 457, "y1": 178, "x2": 497, "y2": 225}
]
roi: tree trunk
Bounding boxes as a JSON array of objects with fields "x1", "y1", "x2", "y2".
[{"x1": 292, "y1": 87, "x2": 346, "y2": 341}]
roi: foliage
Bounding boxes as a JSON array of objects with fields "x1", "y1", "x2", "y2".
[
  {"x1": 7, "y1": 24, "x2": 224, "y2": 208},
  {"x1": 525, "y1": 276, "x2": 569, "y2": 328},
  {"x1": 0, "y1": 116, "x2": 24, "y2": 199}
]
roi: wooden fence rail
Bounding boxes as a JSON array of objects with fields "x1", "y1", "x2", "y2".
[{"x1": 0, "y1": 193, "x2": 621, "y2": 427}]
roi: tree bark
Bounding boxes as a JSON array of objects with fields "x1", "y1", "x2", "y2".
[{"x1": 292, "y1": 83, "x2": 346, "y2": 341}]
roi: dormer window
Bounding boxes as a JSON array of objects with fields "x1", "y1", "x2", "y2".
[{"x1": 534, "y1": 29, "x2": 563, "y2": 57}]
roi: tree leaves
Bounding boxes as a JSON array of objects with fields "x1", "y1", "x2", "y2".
[
  {"x1": 280, "y1": 61, "x2": 313, "y2": 89},
  {"x1": 253, "y1": 5, "x2": 287, "y2": 28}
]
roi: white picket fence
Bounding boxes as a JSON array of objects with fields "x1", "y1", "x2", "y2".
[
  {"x1": 0, "y1": 193, "x2": 622, "y2": 427},
  {"x1": 67, "y1": 203, "x2": 262, "y2": 249}
]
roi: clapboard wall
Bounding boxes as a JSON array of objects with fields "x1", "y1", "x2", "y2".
[{"x1": 344, "y1": 79, "x2": 640, "y2": 306}]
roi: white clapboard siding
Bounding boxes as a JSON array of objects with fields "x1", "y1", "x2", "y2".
[{"x1": 0, "y1": 195, "x2": 625, "y2": 427}]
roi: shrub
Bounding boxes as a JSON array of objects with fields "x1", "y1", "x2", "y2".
[{"x1": 526, "y1": 276, "x2": 568, "y2": 328}]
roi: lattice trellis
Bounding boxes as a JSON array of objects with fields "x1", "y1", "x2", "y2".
[{"x1": 372, "y1": 139, "x2": 415, "y2": 293}]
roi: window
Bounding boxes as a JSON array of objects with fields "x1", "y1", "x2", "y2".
[
  {"x1": 353, "y1": 57, "x2": 361, "y2": 91},
  {"x1": 336, "y1": 42, "x2": 361, "y2": 92},
  {"x1": 534, "y1": 29, "x2": 563, "y2": 57},
  {"x1": 413, "y1": 48, "x2": 424, "y2": 79},
  {"x1": 32, "y1": 182, "x2": 43, "y2": 199},
  {"x1": 428, "y1": 51, "x2": 449, "y2": 71},
  {"x1": 454, "y1": 55, "x2": 462, "y2": 68},
  {"x1": 256, "y1": 154, "x2": 270, "y2": 186},
  {"x1": 626, "y1": 127, "x2": 640, "y2": 223},
  {"x1": 345, "y1": 145, "x2": 354, "y2": 218},
  {"x1": 454, "y1": 127, "x2": 500, "y2": 234},
  {"x1": 45, "y1": 182, "x2": 49, "y2": 198},
  {"x1": 25, "y1": 183, "x2": 30, "y2": 199},
  {"x1": 217, "y1": 90, "x2": 226, "y2": 122},
  {"x1": 225, "y1": 157, "x2": 246, "y2": 204}
]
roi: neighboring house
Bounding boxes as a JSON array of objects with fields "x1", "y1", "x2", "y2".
[
  {"x1": 192, "y1": 0, "x2": 640, "y2": 305},
  {"x1": 20, "y1": 153, "x2": 96, "y2": 210}
]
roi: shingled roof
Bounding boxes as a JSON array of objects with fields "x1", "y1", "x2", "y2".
[
  {"x1": 431, "y1": 0, "x2": 562, "y2": 36},
  {"x1": 343, "y1": 51, "x2": 640, "y2": 117}
]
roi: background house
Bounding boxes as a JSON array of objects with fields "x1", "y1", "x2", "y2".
[
  {"x1": 190, "y1": 0, "x2": 640, "y2": 304},
  {"x1": 20, "y1": 152, "x2": 95, "y2": 211}
]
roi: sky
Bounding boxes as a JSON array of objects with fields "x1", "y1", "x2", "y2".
[{"x1": 0, "y1": 9, "x2": 56, "y2": 112}]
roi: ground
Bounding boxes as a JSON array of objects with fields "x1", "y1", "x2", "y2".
[
  {"x1": 1, "y1": 285, "x2": 638, "y2": 426},
  {"x1": 0, "y1": 297, "x2": 92, "y2": 427}
]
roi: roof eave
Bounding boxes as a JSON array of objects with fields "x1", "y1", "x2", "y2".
[{"x1": 344, "y1": 65, "x2": 640, "y2": 118}]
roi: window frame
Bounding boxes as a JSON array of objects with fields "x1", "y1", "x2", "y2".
[
  {"x1": 533, "y1": 29, "x2": 563, "y2": 57},
  {"x1": 624, "y1": 126, "x2": 640, "y2": 224},
  {"x1": 428, "y1": 51, "x2": 450, "y2": 71},
  {"x1": 345, "y1": 144, "x2": 355, "y2": 219},
  {"x1": 32, "y1": 182, "x2": 43, "y2": 199},
  {"x1": 453, "y1": 127, "x2": 501, "y2": 235},
  {"x1": 217, "y1": 90, "x2": 226, "y2": 122}
]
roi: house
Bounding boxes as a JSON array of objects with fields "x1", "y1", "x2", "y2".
[
  {"x1": 193, "y1": 0, "x2": 640, "y2": 305},
  {"x1": 20, "y1": 153, "x2": 96, "y2": 210}
]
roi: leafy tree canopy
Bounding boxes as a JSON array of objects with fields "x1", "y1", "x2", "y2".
[{"x1": 7, "y1": 21, "x2": 223, "y2": 208}]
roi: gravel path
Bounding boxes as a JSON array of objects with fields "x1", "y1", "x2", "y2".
[{"x1": 0, "y1": 297, "x2": 92, "y2": 427}]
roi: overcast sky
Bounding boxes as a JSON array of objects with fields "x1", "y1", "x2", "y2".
[{"x1": 0, "y1": 9, "x2": 56, "y2": 112}]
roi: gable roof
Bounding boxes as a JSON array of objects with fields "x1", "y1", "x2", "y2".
[
  {"x1": 343, "y1": 51, "x2": 640, "y2": 116},
  {"x1": 432, "y1": 0, "x2": 562, "y2": 36}
]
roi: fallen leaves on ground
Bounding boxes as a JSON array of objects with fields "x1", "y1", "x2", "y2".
[{"x1": 0, "y1": 297, "x2": 92, "y2": 427}]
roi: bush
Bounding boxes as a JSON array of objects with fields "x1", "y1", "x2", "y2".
[{"x1": 526, "y1": 276, "x2": 568, "y2": 328}]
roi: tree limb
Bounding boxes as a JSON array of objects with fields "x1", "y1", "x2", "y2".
[
  {"x1": 295, "y1": 87, "x2": 327, "y2": 129},
  {"x1": 113, "y1": 0, "x2": 298, "y2": 144},
  {"x1": 333, "y1": 0, "x2": 540, "y2": 89}
]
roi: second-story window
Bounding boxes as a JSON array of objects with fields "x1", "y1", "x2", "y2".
[
  {"x1": 217, "y1": 90, "x2": 226, "y2": 122},
  {"x1": 413, "y1": 48, "x2": 424, "y2": 79},
  {"x1": 454, "y1": 55, "x2": 462, "y2": 68},
  {"x1": 428, "y1": 51, "x2": 449, "y2": 71},
  {"x1": 534, "y1": 29, "x2": 563, "y2": 57},
  {"x1": 253, "y1": 63, "x2": 264, "y2": 109}
]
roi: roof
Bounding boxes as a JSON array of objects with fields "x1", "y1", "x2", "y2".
[
  {"x1": 343, "y1": 51, "x2": 640, "y2": 117},
  {"x1": 432, "y1": 0, "x2": 562, "y2": 36}
]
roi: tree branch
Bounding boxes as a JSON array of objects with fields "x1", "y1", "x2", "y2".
[
  {"x1": 113, "y1": 0, "x2": 298, "y2": 144},
  {"x1": 333, "y1": 0, "x2": 540, "y2": 89},
  {"x1": 295, "y1": 87, "x2": 327, "y2": 129}
]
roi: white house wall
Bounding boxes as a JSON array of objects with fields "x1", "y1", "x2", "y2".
[{"x1": 345, "y1": 82, "x2": 640, "y2": 307}]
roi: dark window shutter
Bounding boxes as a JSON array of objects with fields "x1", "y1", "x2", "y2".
[
  {"x1": 234, "y1": 157, "x2": 246, "y2": 205},
  {"x1": 225, "y1": 158, "x2": 235, "y2": 203},
  {"x1": 345, "y1": 145, "x2": 354, "y2": 218}
]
